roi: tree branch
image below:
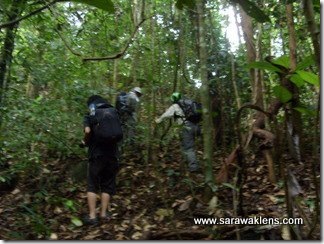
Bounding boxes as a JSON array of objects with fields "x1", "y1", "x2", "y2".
[
  {"x1": 46, "y1": 5, "x2": 83, "y2": 57},
  {"x1": 0, "y1": 0, "x2": 59, "y2": 30},
  {"x1": 82, "y1": 16, "x2": 152, "y2": 62}
]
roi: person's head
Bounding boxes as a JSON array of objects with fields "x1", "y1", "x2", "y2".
[
  {"x1": 87, "y1": 95, "x2": 108, "y2": 107},
  {"x1": 171, "y1": 92, "x2": 181, "y2": 103},
  {"x1": 132, "y1": 87, "x2": 143, "y2": 98}
]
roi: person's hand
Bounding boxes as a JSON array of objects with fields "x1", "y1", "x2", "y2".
[
  {"x1": 79, "y1": 140, "x2": 86, "y2": 148},
  {"x1": 155, "y1": 118, "x2": 161, "y2": 124}
]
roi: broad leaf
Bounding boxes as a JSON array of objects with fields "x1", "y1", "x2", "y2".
[
  {"x1": 296, "y1": 55, "x2": 315, "y2": 70},
  {"x1": 272, "y1": 56, "x2": 290, "y2": 69},
  {"x1": 289, "y1": 74, "x2": 305, "y2": 88},
  {"x1": 71, "y1": 217, "x2": 83, "y2": 227},
  {"x1": 295, "y1": 70, "x2": 320, "y2": 87},
  {"x1": 246, "y1": 61, "x2": 283, "y2": 73},
  {"x1": 273, "y1": 85, "x2": 292, "y2": 103},
  {"x1": 293, "y1": 106, "x2": 316, "y2": 117},
  {"x1": 233, "y1": 0, "x2": 270, "y2": 23},
  {"x1": 175, "y1": 0, "x2": 196, "y2": 10},
  {"x1": 67, "y1": 0, "x2": 114, "y2": 13}
]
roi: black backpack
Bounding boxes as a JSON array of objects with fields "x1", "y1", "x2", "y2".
[
  {"x1": 115, "y1": 92, "x2": 129, "y2": 114},
  {"x1": 177, "y1": 98, "x2": 202, "y2": 123},
  {"x1": 92, "y1": 104, "x2": 123, "y2": 143}
]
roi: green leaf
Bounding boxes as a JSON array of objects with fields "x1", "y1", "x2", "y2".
[
  {"x1": 64, "y1": 199, "x2": 76, "y2": 211},
  {"x1": 207, "y1": 181, "x2": 218, "y2": 192},
  {"x1": 293, "y1": 107, "x2": 316, "y2": 117},
  {"x1": 222, "y1": 183, "x2": 238, "y2": 191},
  {"x1": 273, "y1": 85, "x2": 292, "y2": 103},
  {"x1": 71, "y1": 217, "x2": 83, "y2": 227},
  {"x1": 175, "y1": 0, "x2": 195, "y2": 10},
  {"x1": 246, "y1": 61, "x2": 283, "y2": 73},
  {"x1": 67, "y1": 0, "x2": 114, "y2": 13},
  {"x1": 296, "y1": 55, "x2": 315, "y2": 70},
  {"x1": 272, "y1": 56, "x2": 290, "y2": 69},
  {"x1": 295, "y1": 70, "x2": 320, "y2": 87},
  {"x1": 284, "y1": 0, "x2": 297, "y2": 3},
  {"x1": 233, "y1": 0, "x2": 270, "y2": 23},
  {"x1": 289, "y1": 74, "x2": 305, "y2": 88}
]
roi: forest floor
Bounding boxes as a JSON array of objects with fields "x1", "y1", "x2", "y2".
[{"x1": 0, "y1": 144, "x2": 320, "y2": 240}]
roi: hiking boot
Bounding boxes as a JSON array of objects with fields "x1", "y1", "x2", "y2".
[
  {"x1": 100, "y1": 212, "x2": 112, "y2": 223},
  {"x1": 83, "y1": 215, "x2": 99, "y2": 226}
]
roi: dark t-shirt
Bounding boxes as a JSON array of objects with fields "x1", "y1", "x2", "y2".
[{"x1": 83, "y1": 114, "x2": 118, "y2": 160}]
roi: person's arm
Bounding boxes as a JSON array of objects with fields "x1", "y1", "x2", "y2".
[
  {"x1": 83, "y1": 126, "x2": 91, "y2": 145},
  {"x1": 155, "y1": 104, "x2": 180, "y2": 124},
  {"x1": 82, "y1": 116, "x2": 92, "y2": 146}
]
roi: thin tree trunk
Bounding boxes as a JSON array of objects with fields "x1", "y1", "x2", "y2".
[
  {"x1": 239, "y1": 5, "x2": 276, "y2": 183},
  {"x1": 302, "y1": 0, "x2": 320, "y2": 69},
  {"x1": 282, "y1": 4, "x2": 302, "y2": 239},
  {"x1": 0, "y1": 0, "x2": 25, "y2": 105},
  {"x1": 286, "y1": 3, "x2": 303, "y2": 163},
  {"x1": 230, "y1": 53, "x2": 241, "y2": 109},
  {"x1": 146, "y1": 0, "x2": 156, "y2": 166},
  {"x1": 239, "y1": 8, "x2": 255, "y2": 90},
  {"x1": 196, "y1": 0, "x2": 215, "y2": 194},
  {"x1": 177, "y1": 9, "x2": 185, "y2": 92}
]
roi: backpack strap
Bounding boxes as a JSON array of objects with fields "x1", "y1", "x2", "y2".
[
  {"x1": 96, "y1": 103, "x2": 111, "y2": 109},
  {"x1": 175, "y1": 100, "x2": 187, "y2": 122}
]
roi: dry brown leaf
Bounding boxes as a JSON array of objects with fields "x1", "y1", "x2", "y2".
[
  {"x1": 11, "y1": 188, "x2": 20, "y2": 195},
  {"x1": 115, "y1": 233, "x2": 127, "y2": 240},
  {"x1": 179, "y1": 199, "x2": 192, "y2": 212},
  {"x1": 266, "y1": 194, "x2": 278, "y2": 204},
  {"x1": 54, "y1": 207, "x2": 63, "y2": 214},
  {"x1": 131, "y1": 231, "x2": 142, "y2": 240},
  {"x1": 84, "y1": 229, "x2": 101, "y2": 240},
  {"x1": 275, "y1": 189, "x2": 285, "y2": 196},
  {"x1": 155, "y1": 208, "x2": 174, "y2": 221},
  {"x1": 134, "y1": 224, "x2": 142, "y2": 231},
  {"x1": 208, "y1": 196, "x2": 218, "y2": 211},
  {"x1": 281, "y1": 225, "x2": 291, "y2": 240},
  {"x1": 50, "y1": 233, "x2": 58, "y2": 240}
]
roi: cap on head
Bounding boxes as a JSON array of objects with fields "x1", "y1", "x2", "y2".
[
  {"x1": 133, "y1": 87, "x2": 142, "y2": 95},
  {"x1": 171, "y1": 92, "x2": 181, "y2": 103}
]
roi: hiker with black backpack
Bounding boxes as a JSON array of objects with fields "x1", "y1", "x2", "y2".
[
  {"x1": 115, "y1": 87, "x2": 143, "y2": 146},
  {"x1": 81, "y1": 95, "x2": 123, "y2": 225},
  {"x1": 155, "y1": 92, "x2": 202, "y2": 173}
]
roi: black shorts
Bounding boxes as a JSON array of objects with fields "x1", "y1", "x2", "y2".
[{"x1": 87, "y1": 156, "x2": 119, "y2": 195}]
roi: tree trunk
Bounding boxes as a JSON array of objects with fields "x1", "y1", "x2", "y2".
[
  {"x1": 132, "y1": 0, "x2": 144, "y2": 27},
  {"x1": 145, "y1": 0, "x2": 156, "y2": 166},
  {"x1": 230, "y1": 54, "x2": 241, "y2": 109},
  {"x1": 302, "y1": 0, "x2": 320, "y2": 70},
  {"x1": 196, "y1": 0, "x2": 215, "y2": 192},
  {"x1": 239, "y1": 4, "x2": 276, "y2": 183},
  {"x1": 239, "y1": 8, "x2": 255, "y2": 90},
  {"x1": 285, "y1": 3, "x2": 303, "y2": 163},
  {"x1": 0, "y1": 0, "x2": 25, "y2": 105}
]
